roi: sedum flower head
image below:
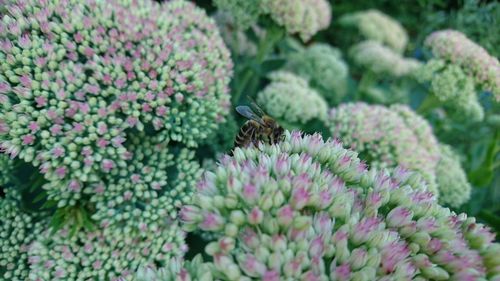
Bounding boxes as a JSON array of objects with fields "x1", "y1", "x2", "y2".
[
  {"x1": 285, "y1": 44, "x2": 349, "y2": 104},
  {"x1": 0, "y1": 189, "x2": 44, "y2": 280},
  {"x1": 0, "y1": 154, "x2": 13, "y2": 187},
  {"x1": 260, "y1": 0, "x2": 332, "y2": 42},
  {"x1": 416, "y1": 59, "x2": 484, "y2": 122},
  {"x1": 328, "y1": 103, "x2": 441, "y2": 197},
  {"x1": 213, "y1": 11, "x2": 261, "y2": 57},
  {"x1": 28, "y1": 220, "x2": 187, "y2": 281},
  {"x1": 425, "y1": 29, "x2": 500, "y2": 101},
  {"x1": 89, "y1": 132, "x2": 203, "y2": 234},
  {"x1": 350, "y1": 41, "x2": 422, "y2": 77},
  {"x1": 435, "y1": 145, "x2": 472, "y2": 208},
  {"x1": 136, "y1": 255, "x2": 213, "y2": 281},
  {"x1": 257, "y1": 71, "x2": 328, "y2": 125},
  {"x1": 0, "y1": 0, "x2": 231, "y2": 206},
  {"x1": 153, "y1": 131, "x2": 499, "y2": 280},
  {"x1": 340, "y1": 10, "x2": 408, "y2": 53},
  {"x1": 214, "y1": 0, "x2": 331, "y2": 41},
  {"x1": 212, "y1": 0, "x2": 263, "y2": 30}
]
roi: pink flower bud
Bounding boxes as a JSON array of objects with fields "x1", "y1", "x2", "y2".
[{"x1": 386, "y1": 207, "x2": 413, "y2": 227}]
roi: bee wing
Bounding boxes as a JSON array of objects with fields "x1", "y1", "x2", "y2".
[
  {"x1": 236, "y1": 106, "x2": 264, "y2": 124},
  {"x1": 246, "y1": 97, "x2": 266, "y2": 117}
]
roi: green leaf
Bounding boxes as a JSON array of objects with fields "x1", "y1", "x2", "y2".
[
  {"x1": 468, "y1": 131, "x2": 499, "y2": 187},
  {"x1": 32, "y1": 191, "x2": 48, "y2": 203},
  {"x1": 258, "y1": 57, "x2": 287, "y2": 76},
  {"x1": 41, "y1": 199, "x2": 57, "y2": 210}
]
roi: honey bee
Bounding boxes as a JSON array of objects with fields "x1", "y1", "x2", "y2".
[{"x1": 233, "y1": 103, "x2": 284, "y2": 149}]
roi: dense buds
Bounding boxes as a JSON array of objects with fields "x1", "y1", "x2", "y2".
[
  {"x1": 434, "y1": 145, "x2": 472, "y2": 208},
  {"x1": 28, "y1": 220, "x2": 187, "y2": 280},
  {"x1": 214, "y1": 0, "x2": 331, "y2": 41},
  {"x1": 140, "y1": 131, "x2": 499, "y2": 280},
  {"x1": 1, "y1": 0, "x2": 232, "y2": 279},
  {"x1": 0, "y1": 190, "x2": 43, "y2": 280},
  {"x1": 425, "y1": 30, "x2": 500, "y2": 101},
  {"x1": 136, "y1": 255, "x2": 213, "y2": 281},
  {"x1": 415, "y1": 59, "x2": 484, "y2": 122},
  {"x1": 257, "y1": 71, "x2": 328, "y2": 125},
  {"x1": 89, "y1": 133, "x2": 203, "y2": 232},
  {"x1": 285, "y1": 44, "x2": 349, "y2": 104},
  {"x1": 350, "y1": 41, "x2": 421, "y2": 77},
  {"x1": 339, "y1": 10, "x2": 408, "y2": 53},
  {"x1": 0, "y1": 0, "x2": 231, "y2": 207},
  {"x1": 329, "y1": 103, "x2": 441, "y2": 197},
  {"x1": 213, "y1": 11, "x2": 263, "y2": 57}
]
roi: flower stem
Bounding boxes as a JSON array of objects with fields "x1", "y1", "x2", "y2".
[
  {"x1": 356, "y1": 72, "x2": 376, "y2": 101},
  {"x1": 233, "y1": 23, "x2": 284, "y2": 104}
]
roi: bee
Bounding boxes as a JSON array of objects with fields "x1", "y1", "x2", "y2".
[{"x1": 233, "y1": 103, "x2": 284, "y2": 149}]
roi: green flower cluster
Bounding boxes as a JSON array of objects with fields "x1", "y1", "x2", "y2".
[
  {"x1": 28, "y1": 220, "x2": 187, "y2": 280},
  {"x1": 339, "y1": 10, "x2": 408, "y2": 53},
  {"x1": 0, "y1": 0, "x2": 232, "y2": 206},
  {"x1": 140, "y1": 131, "x2": 499, "y2": 280},
  {"x1": 425, "y1": 30, "x2": 500, "y2": 101},
  {"x1": 257, "y1": 71, "x2": 328, "y2": 126},
  {"x1": 212, "y1": 0, "x2": 263, "y2": 30},
  {"x1": 416, "y1": 59, "x2": 484, "y2": 122},
  {"x1": 328, "y1": 103, "x2": 441, "y2": 196},
  {"x1": 0, "y1": 155, "x2": 12, "y2": 187},
  {"x1": 214, "y1": 0, "x2": 331, "y2": 41},
  {"x1": 0, "y1": 189, "x2": 44, "y2": 280},
  {"x1": 89, "y1": 133, "x2": 203, "y2": 234},
  {"x1": 213, "y1": 11, "x2": 260, "y2": 57},
  {"x1": 435, "y1": 145, "x2": 472, "y2": 209},
  {"x1": 136, "y1": 255, "x2": 212, "y2": 281},
  {"x1": 285, "y1": 44, "x2": 349, "y2": 104},
  {"x1": 0, "y1": 0, "x2": 232, "y2": 279},
  {"x1": 350, "y1": 41, "x2": 422, "y2": 77}
]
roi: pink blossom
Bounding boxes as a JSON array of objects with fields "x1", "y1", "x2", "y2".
[
  {"x1": 22, "y1": 134, "x2": 35, "y2": 145},
  {"x1": 101, "y1": 159, "x2": 115, "y2": 172},
  {"x1": 200, "y1": 212, "x2": 225, "y2": 231},
  {"x1": 291, "y1": 186, "x2": 310, "y2": 209},
  {"x1": 55, "y1": 167, "x2": 67, "y2": 178}
]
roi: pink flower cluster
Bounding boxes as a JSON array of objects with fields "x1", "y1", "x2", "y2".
[
  {"x1": 28, "y1": 220, "x2": 187, "y2": 280},
  {"x1": 329, "y1": 103, "x2": 441, "y2": 196},
  {"x1": 425, "y1": 30, "x2": 500, "y2": 101},
  {"x1": 171, "y1": 131, "x2": 500, "y2": 280},
  {"x1": 0, "y1": 0, "x2": 232, "y2": 206}
]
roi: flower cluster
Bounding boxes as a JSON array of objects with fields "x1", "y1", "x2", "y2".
[
  {"x1": 435, "y1": 145, "x2": 472, "y2": 208},
  {"x1": 350, "y1": 41, "x2": 422, "y2": 77},
  {"x1": 143, "y1": 131, "x2": 499, "y2": 280},
  {"x1": 213, "y1": 11, "x2": 261, "y2": 57},
  {"x1": 0, "y1": 0, "x2": 232, "y2": 206},
  {"x1": 425, "y1": 30, "x2": 500, "y2": 101},
  {"x1": 136, "y1": 255, "x2": 213, "y2": 281},
  {"x1": 0, "y1": 154, "x2": 12, "y2": 187},
  {"x1": 212, "y1": 0, "x2": 263, "y2": 30},
  {"x1": 416, "y1": 59, "x2": 484, "y2": 122},
  {"x1": 339, "y1": 10, "x2": 408, "y2": 53},
  {"x1": 0, "y1": 189, "x2": 44, "y2": 280},
  {"x1": 89, "y1": 133, "x2": 203, "y2": 233},
  {"x1": 328, "y1": 103, "x2": 441, "y2": 196},
  {"x1": 214, "y1": 0, "x2": 331, "y2": 41},
  {"x1": 285, "y1": 44, "x2": 349, "y2": 104},
  {"x1": 28, "y1": 220, "x2": 187, "y2": 281},
  {"x1": 257, "y1": 71, "x2": 328, "y2": 126}
]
